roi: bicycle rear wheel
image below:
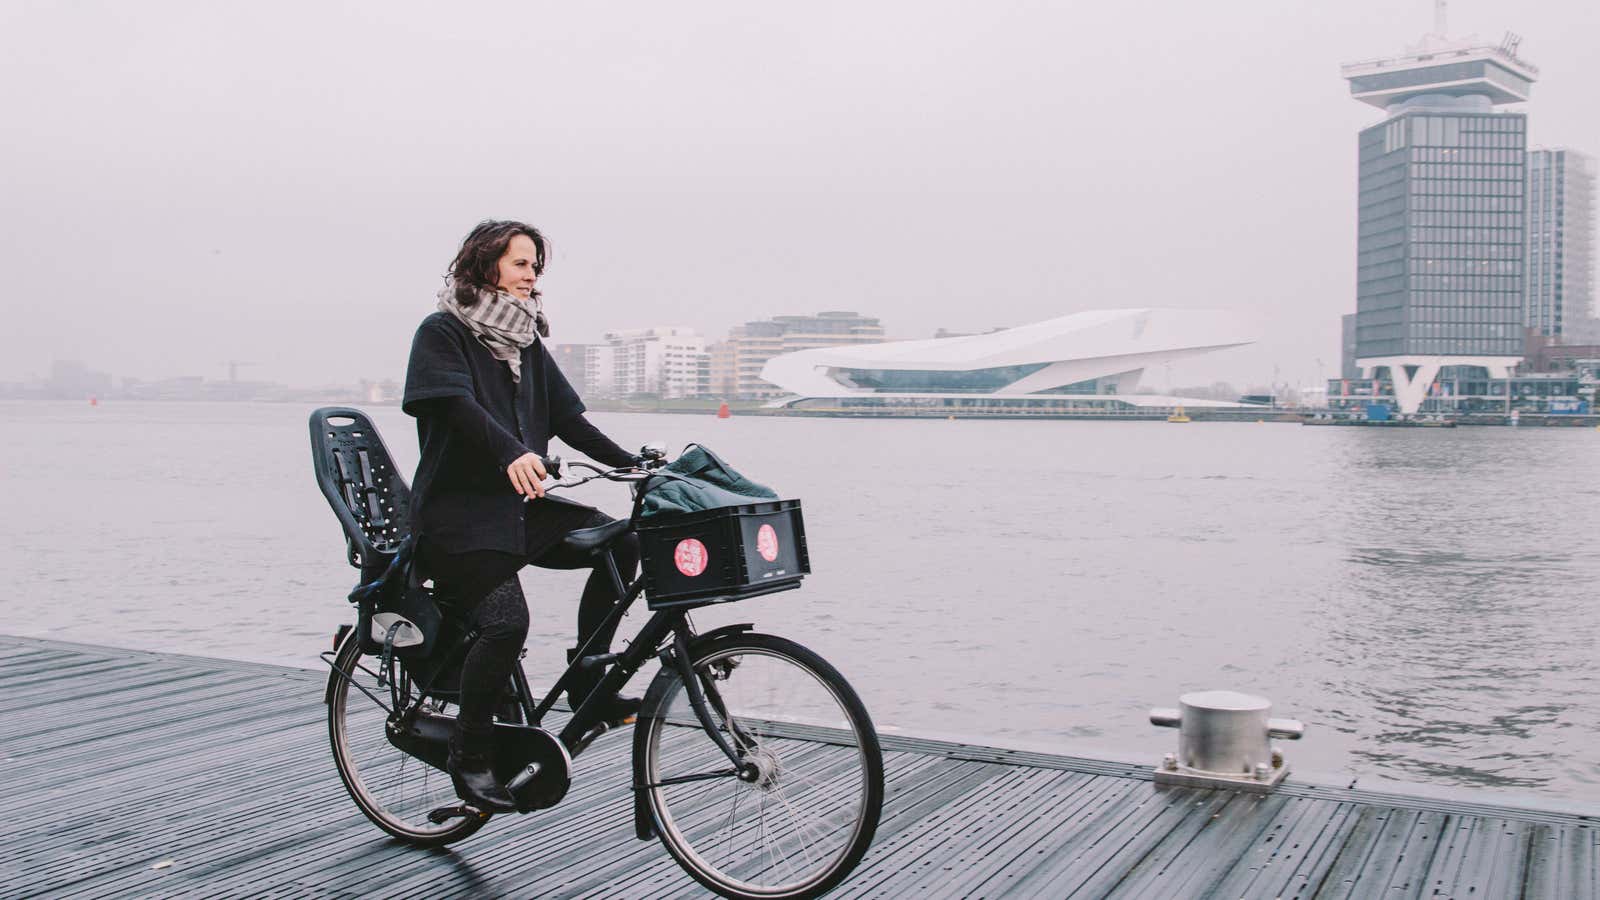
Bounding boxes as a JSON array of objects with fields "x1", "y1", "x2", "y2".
[
  {"x1": 636, "y1": 633, "x2": 884, "y2": 899},
  {"x1": 326, "y1": 631, "x2": 486, "y2": 846}
]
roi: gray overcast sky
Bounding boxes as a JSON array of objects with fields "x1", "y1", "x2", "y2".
[{"x1": 3, "y1": 0, "x2": 1596, "y2": 390}]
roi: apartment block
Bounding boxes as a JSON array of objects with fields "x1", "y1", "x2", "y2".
[
  {"x1": 718, "y1": 311, "x2": 885, "y2": 400},
  {"x1": 585, "y1": 328, "x2": 709, "y2": 399}
]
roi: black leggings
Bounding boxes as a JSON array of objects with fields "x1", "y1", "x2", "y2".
[{"x1": 423, "y1": 529, "x2": 641, "y2": 731}]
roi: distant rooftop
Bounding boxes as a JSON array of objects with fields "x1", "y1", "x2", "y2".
[{"x1": 1342, "y1": 35, "x2": 1537, "y2": 110}]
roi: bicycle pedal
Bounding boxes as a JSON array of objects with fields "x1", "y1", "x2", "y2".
[
  {"x1": 594, "y1": 713, "x2": 637, "y2": 732},
  {"x1": 427, "y1": 804, "x2": 491, "y2": 824},
  {"x1": 569, "y1": 716, "x2": 633, "y2": 756}
]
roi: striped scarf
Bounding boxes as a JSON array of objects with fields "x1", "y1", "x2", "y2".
[{"x1": 436, "y1": 279, "x2": 543, "y2": 382}]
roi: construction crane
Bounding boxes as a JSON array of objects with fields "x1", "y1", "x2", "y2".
[{"x1": 221, "y1": 361, "x2": 259, "y2": 383}]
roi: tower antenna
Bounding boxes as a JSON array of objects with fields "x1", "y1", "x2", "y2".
[{"x1": 1434, "y1": 0, "x2": 1447, "y2": 37}]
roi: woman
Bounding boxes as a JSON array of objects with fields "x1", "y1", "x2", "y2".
[{"x1": 402, "y1": 220, "x2": 640, "y2": 812}]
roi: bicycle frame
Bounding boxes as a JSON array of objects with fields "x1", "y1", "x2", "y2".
[
  {"x1": 328, "y1": 463, "x2": 763, "y2": 774},
  {"x1": 511, "y1": 463, "x2": 757, "y2": 761},
  {"x1": 342, "y1": 534, "x2": 749, "y2": 770},
  {"x1": 520, "y1": 542, "x2": 752, "y2": 767}
]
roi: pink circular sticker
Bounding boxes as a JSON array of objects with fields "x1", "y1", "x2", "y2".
[
  {"x1": 756, "y1": 524, "x2": 779, "y2": 562},
  {"x1": 674, "y1": 538, "x2": 708, "y2": 577}
]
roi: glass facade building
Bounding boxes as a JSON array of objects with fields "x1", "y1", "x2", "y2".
[
  {"x1": 1355, "y1": 111, "x2": 1527, "y2": 359},
  {"x1": 1526, "y1": 148, "x2": 1597, "y2": 338},
  {"x1": 821, "y1": 364, "x2": 1129, "y2": 395},
  {"x1": 712, "y1": 311, "x2": 885, "y2": 400},
  {"x1": 761, "y1": 308, "x2": 1255, "y2": 412}
]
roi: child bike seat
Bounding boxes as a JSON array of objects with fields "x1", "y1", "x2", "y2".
[{"x1": 309, "y1": 407, "x2": 413, "y2": 583}]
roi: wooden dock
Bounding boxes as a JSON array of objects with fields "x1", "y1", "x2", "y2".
[{"x1": 1, "y1": 635, "x2": 1595, "y2": 898}]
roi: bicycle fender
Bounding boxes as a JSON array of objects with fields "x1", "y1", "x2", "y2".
[
  {"x1": 695, "y1": 622, "x2": 754, "y2": 646},
  {"x1": 630, "y1": 762, "x2": 657, "y2": 841},
  {"x1": 630, "y1": 668, "x2": 672, "y2": 841},
  {"x1": 634, "y1": 624, "x2": 753, "y2": 722},
  {"x1": 325, "y1": 626, "x2": 359, "y2": 706},
  {"x1": 628, "y1": 623, "x2": 752, "y2": 841}
]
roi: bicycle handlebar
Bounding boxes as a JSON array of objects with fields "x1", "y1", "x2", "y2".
[
  {"x1": 520, "y1": 457, "x2": 658, "y2": 502},
  {"x1": 519, "y1": 442, "x2": 676, "y2": 507}
]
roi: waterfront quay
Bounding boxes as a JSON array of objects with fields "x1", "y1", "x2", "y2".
[
  {"x1": 582, "y1": 397, "x2": 1600, "y2": 425},
  {"x1": 764, "y1": 405, "x2": 1600, "y2": 426},
  {"x1": 3, "y1": 636, "x2": 1594, "y2": 898}
]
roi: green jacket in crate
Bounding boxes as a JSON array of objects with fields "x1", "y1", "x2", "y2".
[
  {"x1": 638, "y1": 446, "x2": 807, "y2": 606},
  {"x1": 640, "y1": 445, "x2": 778, "y2": 517}
]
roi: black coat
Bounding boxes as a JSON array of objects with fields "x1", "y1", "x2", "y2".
[{"x1": 402, "y1": 311, "x2": 628, "y2": 556}]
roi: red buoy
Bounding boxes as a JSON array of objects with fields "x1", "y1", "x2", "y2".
[{"x1": 716, "y1": 401, "x2": 731, "y2": 419}]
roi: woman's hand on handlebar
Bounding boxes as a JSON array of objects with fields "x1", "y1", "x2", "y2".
[{"x1": 506, "y1": 452, "x2": 548, "y2": 499}]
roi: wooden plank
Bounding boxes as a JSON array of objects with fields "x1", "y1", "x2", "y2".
[
  {"x1": 0, "y1": 648, "x2": 82, "y2": 672},
  {"x1": 1354, "y1": 809, "x2": 1449, "y2": 896},
  {"x1": 1207, "y1": 797, "x2": 1359, "y2": 898},
  {"x1": 0, "y1": 669, "x2": 233, "y2": 723},
  {"x1": 1032, "y1": 787, "x2": 1227, "y2": 897},
  {"x1": 1279, "y1": 779, "x2": 1598, "y2": 828},
  {"x1": 2, "y1": 677, "x2": 288, "y2": 750},
  {"x1": 5, "y1": 697, "x2": 316, "y2": 787},
  {"x1": 1523, "y1": 822, "x2": 1600, "y2": 898},
  {"x1": 841, "y1": 766, "x2": 1072, "y2": 897},
  {"x1": 1415, "y1": 814, "x2": 1532, "y2": 899},
  {"x1": 1131, "y1": 791, "x2": 1290, "y2": 897},
  {"x1": 1092, "y1": 790, "x2": 1256, "y2": 898},
  {"x1": 0, "y1": 657, "x2": 158, "y2": 694},
  {"x1": 910, "y1": 772, "x2": 1124, "y2": 898},
  {"x1": 1307, "y1": 805, "x2": 1423, "y2": 899}
]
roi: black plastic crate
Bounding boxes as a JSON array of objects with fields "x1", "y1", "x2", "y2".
[{"x1": 637, "y1": 499, "x2": 810, "y2": 610}]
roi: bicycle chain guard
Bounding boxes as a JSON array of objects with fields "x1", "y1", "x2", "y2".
[
  {"x1": 385, "y1": 710, "x2": 571, "y2": 813},
  {"x1": 497, "y1": 724, "x2": 572, "y2": 812}
]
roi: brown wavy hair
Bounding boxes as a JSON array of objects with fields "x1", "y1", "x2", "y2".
[{"x1": 446, "y1": 220, "x2": 551, "y2": 335}]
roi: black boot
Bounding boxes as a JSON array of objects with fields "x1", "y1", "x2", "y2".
[
  {"x1": 566, "y1": 648, "x2": 641, "y2": 724},
  {"x1": 447, "y1": 721, "x2": 516, "y2": 813}
]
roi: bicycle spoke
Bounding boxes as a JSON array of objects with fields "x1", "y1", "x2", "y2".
[
  {"x1": 328, "y1": 644, "x2": 483, "y2": 844},
  {"x1": 643, "y1": 637, "x2": 883, "y2": 895},
  {"x1": 719, "y1": 783, "x2": 747, "y2": 861},
  {"x1": 769, "y1": 783, "x2": 823, "y2": 872}
]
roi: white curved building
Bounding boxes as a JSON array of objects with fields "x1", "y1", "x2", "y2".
[{"x1": 760, "y1": 308, "x2": 1257, "y2": 412}]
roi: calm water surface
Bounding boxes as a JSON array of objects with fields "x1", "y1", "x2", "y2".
[{"x1": 2, "y1": 401, "x2": 1596, "y2": 803}]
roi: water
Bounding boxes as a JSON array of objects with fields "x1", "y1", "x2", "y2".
[{"x1": 3, "y1": 401, "x2": 1597, "y2": 803}]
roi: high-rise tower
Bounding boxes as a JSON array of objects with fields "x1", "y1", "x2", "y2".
[
  {"x1": 1340, "y1": 34, "x2": 1538, "y2": 413},
  {"x1": 1526, "y1": 148, "x2": 1597, "y2": 340}
]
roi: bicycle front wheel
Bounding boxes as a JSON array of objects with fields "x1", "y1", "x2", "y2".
[{"x1": 637, "y1": 633, "x2": 884, "y2": 899}]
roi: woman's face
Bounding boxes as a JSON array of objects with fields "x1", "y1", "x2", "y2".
[{"x1": 494, "y1": 234, "x2": 541, "y2": 300}]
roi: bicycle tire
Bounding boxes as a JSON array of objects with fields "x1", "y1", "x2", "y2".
[
  {"x1": 326, "y1": 630, "x2": 488, "y2": 846},
  {"x1": 635, "y1": 633, "x2": 884, "y2": 899}
]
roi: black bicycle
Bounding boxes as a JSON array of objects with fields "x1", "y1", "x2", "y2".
[{"x1": 310, "y1": 408, "x2": 883, "y2": 899}]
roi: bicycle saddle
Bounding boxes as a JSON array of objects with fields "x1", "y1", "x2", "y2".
[{"x1": 562, "y1": 519, "x2": 630, "y2": 553}]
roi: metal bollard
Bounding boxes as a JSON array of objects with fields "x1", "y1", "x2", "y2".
[{"x1": 1149, "y1": 690, "x2": 1304, "y2": 792}]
